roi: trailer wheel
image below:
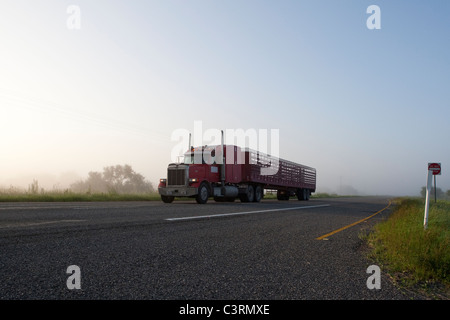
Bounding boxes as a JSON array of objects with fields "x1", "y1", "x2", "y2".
[
  {"x1": 196, "y1": 183, "x2": 209, "y2": 204},
  {"x1": 277, "y1": 190, "x2": 289, "y2": 201},
  {"x1": 161, "y1": 195, "x2": 175, "y2": 203},
  {"x1": 254, "y1": 185, "x2": 263, "y2": 202},
  {"x1": 297, "y1": 188, "x2": 305, "y2": 201},
  {"x1": 305, "y1": 189, "x2": 310, "y2": 201}
]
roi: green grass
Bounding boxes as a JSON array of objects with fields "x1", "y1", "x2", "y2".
[
  {"x1": 367, "y1": 197, "x2": 450, "y2": 296},
  {"x1": 262, "y1": 192, "x2": 356, "y2": 199},
  {"x1": 312, "y1": 192, "x2": 348, "y2": 198}
]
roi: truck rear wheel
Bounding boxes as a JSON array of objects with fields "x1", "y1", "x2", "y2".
[
  {"x1": 196, "y1": 183, "x2": 209, "y2": 204},
  {"x1": 161, "y1": 195, "x2": 174, "y2": 203},
  {"x1": 240, "y1": 185, "x2": 255, "y2": 202},
  {"x1": 214, "y1": 197, "x2": 235, "y2": 202},
  {"x1": 253, "y1": 185, "x2": 263, "y2": 202}
]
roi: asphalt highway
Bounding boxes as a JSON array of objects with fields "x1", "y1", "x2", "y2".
[{"x1": 0, "y1": 197, "x2": 422, "y2": 300}]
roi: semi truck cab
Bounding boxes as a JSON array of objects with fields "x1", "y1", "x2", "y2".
[{"x1": 158, "y1": 145, "x2": 227, "y2": 204}]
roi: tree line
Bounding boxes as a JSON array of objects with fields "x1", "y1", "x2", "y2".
[
  {"x1": 70, "y1": 164, "x2": 154, "y2": 194},
  {"x1": 420, "y1": 186, "x2": 450, "y2": 200}
]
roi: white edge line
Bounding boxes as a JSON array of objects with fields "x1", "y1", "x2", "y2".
[{"x1": 165, "y1": 204, "x2": 330, "y2": 221}]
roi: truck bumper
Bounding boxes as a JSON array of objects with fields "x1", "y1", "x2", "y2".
[{"x1": 158, "y1": 186, "x2": 198, "y2": 197}]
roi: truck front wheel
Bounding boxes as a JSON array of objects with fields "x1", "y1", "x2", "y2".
[
  {"x1": 196, "y1": 183, "x2": 209, "y2": 204},
  {"x1": 161, "y1": 195, "x2": 175, "y2": 203}
]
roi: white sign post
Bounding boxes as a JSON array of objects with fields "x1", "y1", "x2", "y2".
[
  {"x1": 424, "y1": 163, "x2": 441, "y2": 230},
  {"x1": 423, "y1": 169, "x2": 433, "y2": 230}
]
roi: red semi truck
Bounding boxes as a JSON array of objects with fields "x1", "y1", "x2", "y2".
[{"x1": 158, "y1": 137, "x2": 316, "y2": 204}]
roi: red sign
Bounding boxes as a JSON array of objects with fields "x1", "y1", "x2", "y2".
[{"x1": 428, "y1": 163, "x2": 441, "y2": 175}]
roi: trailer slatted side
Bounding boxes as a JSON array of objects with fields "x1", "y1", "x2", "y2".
[{"x1": 243, "y1": 149, "x2": 316, "y2": 191}]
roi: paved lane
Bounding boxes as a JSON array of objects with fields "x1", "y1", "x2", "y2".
[{"x1": 0, "y1": 197, "x2": 421, "y2": 299}]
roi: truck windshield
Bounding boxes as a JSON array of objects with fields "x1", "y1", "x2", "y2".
[
  {"x1": 184, "y1": 153, "x2": 194, "y2": 164},
  {"x1": 184, "y1": 152, "x2": 206, "y2": 164}
]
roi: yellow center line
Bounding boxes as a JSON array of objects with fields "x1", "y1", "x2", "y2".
[{"x1": 316, "y1": 200, "x2": 392, "y2": 240}]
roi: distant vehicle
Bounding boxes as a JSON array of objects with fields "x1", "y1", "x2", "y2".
[{"x1": 158, "y1": 132, "x2": 316, "y2": 204}]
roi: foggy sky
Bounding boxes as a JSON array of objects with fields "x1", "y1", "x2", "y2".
[{"x1": 1, "y1": 1, "x2": 449, "y2": 196}]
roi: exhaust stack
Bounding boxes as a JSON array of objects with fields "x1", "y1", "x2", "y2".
[
  {"x1": 189, "y1": 133, "x2": 192, "y2": 150},
  {"x1": 221, "y1": 130, "x2": 225, "y2": 187}
]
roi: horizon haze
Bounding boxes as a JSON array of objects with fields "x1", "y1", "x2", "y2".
[{"x1": 1, "y1": 1, "x2": 449, "y2": 197}]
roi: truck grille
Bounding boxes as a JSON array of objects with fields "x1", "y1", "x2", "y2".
[{"x1": 167, "y1": 168, "x2": 186, "y2": 186}]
